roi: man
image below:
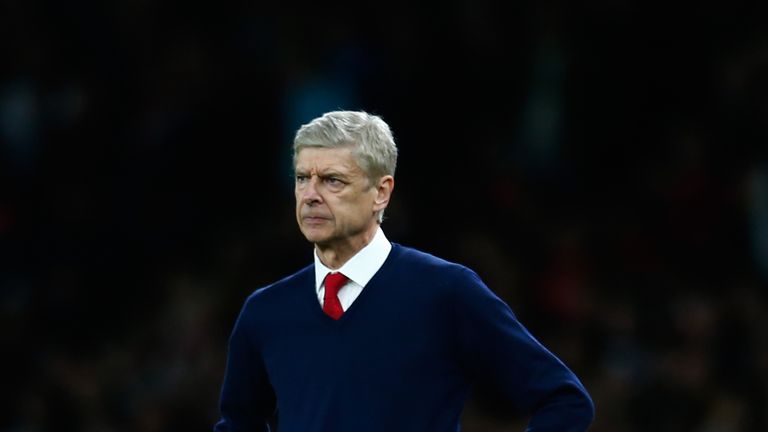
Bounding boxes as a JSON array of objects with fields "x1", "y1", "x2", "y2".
[{"x1": 214, "y1": 110, "x2": 594, "y2": 431}]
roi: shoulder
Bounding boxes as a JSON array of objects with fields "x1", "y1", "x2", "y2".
[
  {"x1": 390, "y1": 243, "x2": 485, "y2": 289},
  {"x1": 225, "y1": 265, "x2": 314, "y2": 344},
  {"x1": 391, "y1": 243, "x2": 470, "y2": 274},
  {"x1": 242, "y1": 264, "x2": 313, "y2": 311},
  {"x1": 390, "y1": 243, "x2": 510, "y2": 318}
]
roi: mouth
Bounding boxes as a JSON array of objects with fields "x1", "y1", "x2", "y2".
[{"x1": 302, "y1": 215, "x2": 330, "y2": 224}]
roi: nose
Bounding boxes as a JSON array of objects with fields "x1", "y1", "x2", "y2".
[{"x1": 300, "y1": 176, "x2": 323, "y2": 205}]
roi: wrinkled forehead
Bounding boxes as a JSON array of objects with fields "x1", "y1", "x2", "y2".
[{"x1": 294, "y1": 146, "x2": 363, "y2": 174}]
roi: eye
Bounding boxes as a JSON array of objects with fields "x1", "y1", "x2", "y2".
[
  {"x1": 295, "y1": 174, "x2": 309, "y2": 184},
  {"x1": 321, "y1": 176, "x2": 348, "y2": 190}
]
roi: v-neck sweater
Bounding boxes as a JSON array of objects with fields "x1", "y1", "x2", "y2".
[{"x1": 215, "y1": 243, "x2": 594, "y2": 432}]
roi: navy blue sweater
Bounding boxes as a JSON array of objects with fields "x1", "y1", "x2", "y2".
[{"x1": 215, "y1": 244, "x2": 594, "y2": 431}]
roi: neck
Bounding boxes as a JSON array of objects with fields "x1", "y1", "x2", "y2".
[{"x1": 316, "y1": 224, "x2": 379, "y2": 269}]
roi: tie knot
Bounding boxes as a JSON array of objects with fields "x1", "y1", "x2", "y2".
[{"x1": 324, "y1": 272, "x2": 349, "y2": 296}]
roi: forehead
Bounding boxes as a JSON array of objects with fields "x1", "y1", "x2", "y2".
[{"x1": 295, "y1": 147, "x2": 362, "y2": 173}]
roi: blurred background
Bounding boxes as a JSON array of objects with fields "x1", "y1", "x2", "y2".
[{"x1": 2, "y1": 0, "x2": 767, "y2": 431}]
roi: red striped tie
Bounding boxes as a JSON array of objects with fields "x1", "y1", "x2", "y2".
[{"x1": 323, "y1": 272, "x2": 348, "y2": 320}]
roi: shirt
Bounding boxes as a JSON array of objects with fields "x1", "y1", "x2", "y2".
[{"x1": 314, "y1": 226, "x2": 392, "y2": 311}]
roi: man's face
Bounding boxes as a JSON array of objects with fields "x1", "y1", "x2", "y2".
[{"x1": 294, "y1": 146, "x2": 379, "y2": 249}]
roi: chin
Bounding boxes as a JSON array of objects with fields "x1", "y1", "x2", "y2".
[{"x1": 301, "y1": 227, "x2": 331, "y2": 244}]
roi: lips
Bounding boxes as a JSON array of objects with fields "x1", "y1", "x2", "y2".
[{"x1": 302, "y1": 215, "x2": 331, "y2": 223}]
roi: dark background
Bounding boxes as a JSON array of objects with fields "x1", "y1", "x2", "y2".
[{"x1": 2, "y1": 1, "x2": 768, "y2": 431}]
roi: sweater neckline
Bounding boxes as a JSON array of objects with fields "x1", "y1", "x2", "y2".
[{"x1": 308, "y1": 243, "x2": 401, "y2": 324}]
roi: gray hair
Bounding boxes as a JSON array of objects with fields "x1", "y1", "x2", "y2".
[{"x1": 293, "y1": 111, "x2": 398, "y2": 223}]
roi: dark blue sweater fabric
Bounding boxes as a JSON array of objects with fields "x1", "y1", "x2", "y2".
[{"x1": 214, "y1": 244, "x2": 594, "y2": 431}]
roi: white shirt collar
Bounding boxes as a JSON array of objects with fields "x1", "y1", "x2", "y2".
[{"x1": 314, "y1": 226, "x2": 392, "y2": 289}]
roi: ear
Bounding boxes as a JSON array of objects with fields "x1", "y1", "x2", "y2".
[{"x1": 373, "y1": 175, "x2": 395, "y2": 213}]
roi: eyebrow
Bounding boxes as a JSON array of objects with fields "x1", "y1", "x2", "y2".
[
  {"x1": 319, "y1": 171, "x2": 350, "y2": 179},
  {"x1": 294, "y1": 168, "x2": 351, "y2": 180}
]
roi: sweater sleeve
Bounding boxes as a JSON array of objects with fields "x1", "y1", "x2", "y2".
[
  {"x1": 451, "y1": 267, "x2": 594, "y2": 431},
  {"x1": 214, "y1": 298, "x2": 276, "y2": 432}
]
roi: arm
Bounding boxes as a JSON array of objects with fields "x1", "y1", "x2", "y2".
[
  {"x1": 452, "y1": 268, "x2": 594, "y2": 431},
  {"x1": 214, "y1": 299, "x2": 276, "y2": 432}
]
